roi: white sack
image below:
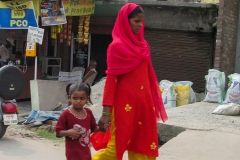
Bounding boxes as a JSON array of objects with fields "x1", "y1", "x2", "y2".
[
  {"x1": 223, "y1": 73, "x2": 240, "y2": 104},
  {"x1": 204, "y1": 69, "x2": 225, "y2": 103},
  {"x1": 212, "y1": 103, "x2": 240, "y2": 116}
]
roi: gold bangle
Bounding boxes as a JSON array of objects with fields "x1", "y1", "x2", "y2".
[{"x1": 102, "y1": 112, "x2": 111, "y2": 116}]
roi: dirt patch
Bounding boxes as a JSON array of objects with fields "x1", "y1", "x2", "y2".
[
  {"x1": 6, "y1": 125, "x2": 38, "y2": 139},
  {"x1": 4, "y1": 124, "x2": 64, "y2": 147}
]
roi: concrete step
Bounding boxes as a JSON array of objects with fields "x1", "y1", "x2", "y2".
[{"x1": 159, "y1": 130, "x2": 240, "y2": 160}]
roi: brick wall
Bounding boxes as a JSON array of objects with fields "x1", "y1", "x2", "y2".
[{"x1": 214, "y1": 0, "x2": 239, "y2": 76}]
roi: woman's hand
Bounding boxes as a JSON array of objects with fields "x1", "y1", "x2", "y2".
[{"x1": 98, "y1": 115, "x2": 111, "y2": 132}]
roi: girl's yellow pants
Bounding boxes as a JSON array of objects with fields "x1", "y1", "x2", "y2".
[{"x1": 92, "y1": 110, "x2": 156, "y2": 160}]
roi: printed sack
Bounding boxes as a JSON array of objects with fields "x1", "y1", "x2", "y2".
[
  {"x1": 204, "y1": 69, "x2": 225, "y2": 103},
  {"x1": 223, "y1": 73, "x2": 240, "y2": 104},
  {"x1": 160, "y1": 80, "x2": 177, "y2": 108},
  {"x1": 175, "y1": 81, "x2": 196, "y2": 107}
]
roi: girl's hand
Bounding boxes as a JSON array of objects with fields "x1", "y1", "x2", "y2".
[
  {"x1": 94, "y1": 123, "x2": 110, "y2": 132},
  {"x1": 67, "y1": 128, "x2": 80, "y2": 139},
  {"x1": 103, "y1": 123, "x2": 110, "y2": 131}
]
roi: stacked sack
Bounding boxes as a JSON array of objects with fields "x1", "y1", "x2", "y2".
[
  {"x1": 174, "y1": 81, "x2": 196, "y2": 107},
  {"x1": 223, "y1": 73, "x2": 240, "y2": 104},
  {"x1": 160, "y1": 80, "x2": 196, "y2": 108},
  {"x1": 204, "y1": 69, "x2": 225, "y2": 103}
]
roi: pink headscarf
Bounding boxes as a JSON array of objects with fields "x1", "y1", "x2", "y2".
[{"x1": 106, "y1": 3, "x2": 168, "y2": 122}]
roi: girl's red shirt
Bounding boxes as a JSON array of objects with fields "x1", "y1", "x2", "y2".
[{"x1": 56, "y1": 108, "x2": 97, "y2": 160}]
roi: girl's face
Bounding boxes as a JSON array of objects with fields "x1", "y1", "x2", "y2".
[
  {"x1": 129, "y1": 13, "x2": 144, "y2": 34},
  {"x1": 69, "y1": 90, "x2": 89, "y2": 110}
]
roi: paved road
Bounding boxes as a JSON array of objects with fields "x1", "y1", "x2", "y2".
[
  {"x1": 0, "y1": 136, "x2": 132, "y2": 160},
  {"x1": 0, "y1": 125, "x2": 143, "y2": 160},
  {"x1": 0, "y1": 136, "x2": 65, "y2": 160}
]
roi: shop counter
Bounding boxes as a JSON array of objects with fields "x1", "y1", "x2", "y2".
[{"x1": 16, "y1": 65, "x2": 42, "y2": 100}]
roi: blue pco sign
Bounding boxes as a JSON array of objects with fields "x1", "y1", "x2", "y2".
[{"x1": 0, "y1": 1, "x2": 38, "y2": 29}]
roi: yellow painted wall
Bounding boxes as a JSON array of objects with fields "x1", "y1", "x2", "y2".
[{"x1": 201, "y1": 0, "x2": 219, "y2": 3}]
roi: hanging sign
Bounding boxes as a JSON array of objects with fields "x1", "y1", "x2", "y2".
[
  {"x1": 40, "y1": 0, "x2": 67, "y2": 26},
  {"x1": 0, "y1": 1, "x2": 38, "y2": 29},
  {"x1": 25, "y1": 42, "x2": 36, "y2": 57},
  {"x1": 27, "y1": 26, "x2": 44, "y2": 44},
  {"x1": 63, "y1": 0, "x2": 95, "y2": 16}
]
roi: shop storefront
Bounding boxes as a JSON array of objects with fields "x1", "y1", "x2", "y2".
[
  {"x1": 87, "y1": 16, "x2": 113, "y2": 82},
  {"x1": 41, "y1": 1, "x2": 96, "y2": 82},
  {"x1": 0, "y1": 0, "x2": 96, "y2": 99},
  {"x1": 0, "y1": 0, "x2": 217, "y2": 98},
  {"x1": 0, "y1": 0, "x2": 41, "y2": 100}
]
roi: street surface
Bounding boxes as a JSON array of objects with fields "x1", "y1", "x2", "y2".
[
  {"x1": 0, "y1": 135, "x2": 131, "y2": 160},
  {"x1": 0, "y1": 136, "x2": 65, "y2": 160},
  {"x1": 0, "y1": 125, "x2": 130, "y2": 160},
  {"x1": 6, "y1": 101, "x2": 239, "y2": 160}
]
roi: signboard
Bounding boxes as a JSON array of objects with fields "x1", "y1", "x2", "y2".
[
  {"x1": 63, "y1": 0, "x2": 95, "y2": 16},
  {"x1": 25, "y1": 42, "x2": 36, "y2": 57},
  {"x1": 0, "y1": 1, "x2": 38, "y2": 29},
  {"x1": 40, "y1": 0, "x2": 67, "y2": 26},
  {"x1": 27, "y1": 26, "x2": 44, "y2": 44}
]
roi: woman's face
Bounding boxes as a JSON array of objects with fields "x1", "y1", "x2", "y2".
[{"x1": 129, "y1": 13, "x2": 144, "y2": 34}]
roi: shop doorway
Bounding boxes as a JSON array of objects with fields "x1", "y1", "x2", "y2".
[
  {"x1": 70, "y1": 33, "x2": 112, "y2": 84},
  {"x1": 90, "y1": 34, "x2": 112, "y2": 83},
  {"x1": 71, "y1": 33, "x2": 89, "y2": 71}
]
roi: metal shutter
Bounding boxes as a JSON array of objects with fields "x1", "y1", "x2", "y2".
[{"x1": 145, "y1": 30, "x2": 213, "y2": 91}]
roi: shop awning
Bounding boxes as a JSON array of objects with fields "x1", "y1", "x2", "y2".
[{"x1": 1, "y1": 0, "x2": 96, "y2": 16}]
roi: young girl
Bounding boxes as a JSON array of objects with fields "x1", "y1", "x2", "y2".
[{"x1": 56, "y1": 83, "x2": 102, "y2": 160}]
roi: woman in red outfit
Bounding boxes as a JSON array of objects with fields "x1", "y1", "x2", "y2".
[
  {"x1": 56, "y1": 83, "x2": 107, "y2": 160},
  {"x1": 92, "y1": 3, "x2": 168, "y2": 160}
]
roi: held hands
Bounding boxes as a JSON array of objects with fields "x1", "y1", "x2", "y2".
[
  {"x1": 98, "y1": 115, "x2": 111, "y2": 132},
  {"x1": 98, "y1": 106, "x2": 111, "y2": 132},
  {"x1": 103, "y1": 123, "x2": 110, "y2": 131}
]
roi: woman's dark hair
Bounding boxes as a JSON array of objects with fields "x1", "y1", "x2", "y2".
[
  {"x1": 128, "y1": 6, "x2": 144, "y2": 19},
  {"x1": 69, "y1": 83, "x2": 93, "y2": 104}
]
